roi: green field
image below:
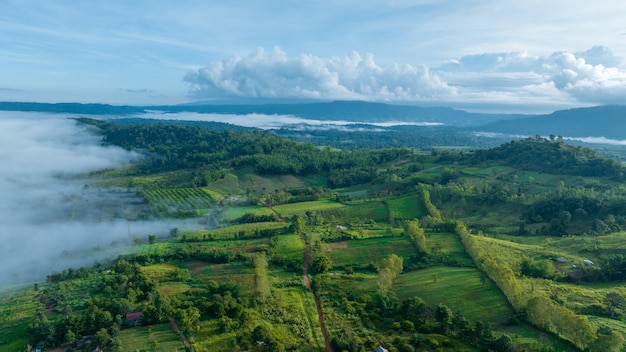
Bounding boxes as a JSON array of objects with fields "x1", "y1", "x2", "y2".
[
  {"x1": 272, "y1": 199, "x2": 345, "y2": 217},
  {"x1": 426, "y1": 231, "x2": 475, "y2": 267},
  {"x1": 219, "y1": 204, "x2": 274, "y2": 222},
  {"x1": 184, "y1": 221, "x2": 289, "y2": 240},
  {"x1": 387, "y1": 193, "x2": 426, "y2": 220},
  {"x1": 119, "y1": 323, "x2": 185, "y2": 351},
  {"x1": 273, "y1": 234, "x2": 304, "y2": 264},
  {"x1": 0, "y1": 289, "x2": 38, "y2": 351},
  {"x1": 142, "y1": 188, "x2": 214, "y2": 209},
  {"x1": 341, "y1": 201, "x2": 389, "y2": 224},
  {"x1": 326, "y1": 236, "x2": 417, "y2": 268},
  {"x1": 394, "y1": 267, "x2": 512, "y2": 325}
]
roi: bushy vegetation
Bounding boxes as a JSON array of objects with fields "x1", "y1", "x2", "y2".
[{"x1": 4, "y1": 120, "x2": 626, "y2": 351}]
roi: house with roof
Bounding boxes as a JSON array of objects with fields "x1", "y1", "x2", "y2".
[{"x1": 125, "y1": 311, "x2": 143, "y2": 326}]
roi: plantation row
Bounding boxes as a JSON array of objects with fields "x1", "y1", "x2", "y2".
[{"x1": 142, "y1": 188, "x2": 215, "y2": 209}]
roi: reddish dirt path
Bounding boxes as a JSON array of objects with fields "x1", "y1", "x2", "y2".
[
  {"x1": 169, "y1": 316, "x2": 192, "y2": 348},
  {"x1": 302, "y1": 238, "x2": 333, "y2": 352}
]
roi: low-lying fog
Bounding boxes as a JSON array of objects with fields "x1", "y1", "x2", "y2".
[
  {"x1": 137, "y1": 112, "x2": 626, "y2": 145},
  {"x1": 139, "y1": 111, "x2": 442, "y2": 129},
  {"x1": 0, "y1": 112, "x2": 182, "y2": 288}
]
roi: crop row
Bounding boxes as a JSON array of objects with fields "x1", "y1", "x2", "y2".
[{"x1": 142, "y1": 188, "x2": 214, "y2": 208}]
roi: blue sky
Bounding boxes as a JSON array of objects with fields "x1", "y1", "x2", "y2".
[{"x1": 2, "y1": 0, "x2": 626, "y2": 112}]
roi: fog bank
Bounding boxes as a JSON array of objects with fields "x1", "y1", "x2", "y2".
[{"x1": 0, "y1": 112, "x2": 167, "y2": 287}]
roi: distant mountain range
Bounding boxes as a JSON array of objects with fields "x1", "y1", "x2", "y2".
[
  {"x1": 477, "y1": 105, "x2": 626, "y2": 140},
  {"x1": 1, "y1": 101, "x2": 625, "y2": 139}
]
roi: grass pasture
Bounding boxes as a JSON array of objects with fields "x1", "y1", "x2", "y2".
[
  {"x1": 0, "y1": 289, "x2": 38, "y2": 351},
  {"x1": 394, "y1": 267, "x2": 513, "y2": 325},
  {"x1": 158, "y1": 282, "x2": 197, "y2": 297},
  {"x1": 119, "y1": 323, "x2": 185, "y2": 351},
  {"x1": 237, "y1": 173, "x2": 307, "y2": 192},
  {"x1": 139, "y1": 263, "x2": 182, "y2": 281},
  {"x1": 190, "y1": 320, "x2": 238, "y2": 351},
  {"x1": 135, "y1": 242, "x2": 181, "y2": 257},
  {"x1": 272, "y1": 199, "x2": 345, "y2": 217},
  {"x1": 273, "y1": 234, "x2": 304, "y2": 264},
  {"x1": 326, "y1": 236, "x2": 416, "y2": 268},
  {"x1": 186, "y1": 261, "x2": 255, "y2": 294},
  {"x1": 185, "y1": 221, "x2": 290, "y2": 241},
  {"x1": 341, "y1": 201, "x2": 388, "y2": 224},
  {"x1": 387, "y1": 193, "x2": 426, "y2": 220},
  {"x1": 219, "y1": 204, "x2": 274, "y2": 222},
  {"x1": 206, "y1": 173, "x2": 242, "y2": 195},
  {"x1": 426, "y1": 231, "x2": 475, "y2": 267}
]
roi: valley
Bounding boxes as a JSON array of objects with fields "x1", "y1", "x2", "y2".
[{"x1": 1, "y1": 114, "x2": 626, "y2": 352}]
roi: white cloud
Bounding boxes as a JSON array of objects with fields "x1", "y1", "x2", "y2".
[
  {"x1": 439, "y1": 46, "x2": 626, "y2": 106},
  {"x1": 185, "y1": 46, "x2": 626, "y2": 110},
  {"x1": 0, "y1": 112, "x2": 181, "y2": 286},
  {"x1": 185, "y1": 47, "x2": 457, "y2": 103},
  {"x1": 547, "y1": 51, "x2": 626, "y2": 104}
]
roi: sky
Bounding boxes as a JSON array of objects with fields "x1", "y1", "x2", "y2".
[{"x1": 2, "y1": 0, "x2": 626, "y2": 112}]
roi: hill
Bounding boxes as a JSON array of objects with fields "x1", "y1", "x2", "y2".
[
  {"x1": 465, "y1": 136, "x2": 626, "y2": 180},
  {"x1": 477, "y1": 105, "x2": 626, "y2": 140},
  {"x1": 3, "y1": 119, "x2": 626, "y2": 351},
  {"x1": 0, "y1": 101, "x2": 145, "y2": 115}
]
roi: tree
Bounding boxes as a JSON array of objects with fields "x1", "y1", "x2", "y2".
[
  {"x1": 94, "y1": 328, "x2": 111, "y2": 347},
  {"x1": 292, "y1": 215, "x2": 305, "y2": 234},
  {"x1": 253, "y1": 253, "x2": 271, "y2": 303},
  {"x1": 148, "y1": 234, "x2": 157, "y2": 244},
  {"x1": 589, "y1": 327, "x2": 624, "y2": 352},
  {"x1": 311, "y1": 254, "x2": 332, "y2": 274},
  {"x1": 604, "y1": 292, "x2": 626, "y2": 318},
  {"x1": 377, "y1": 254, "x2": 403, "y2": 296},
  {"x1": 492, "y1": 334, "x2": 516, "y2": 352},
  {"x1": 435, "y1": 304, "x2": 453, "y2": 333},
  {"x1": 403, "y1": 219, "x2": 426, "y2": 252},
  {"x1": 63, "y1": 330, "x2": 76, "y2": 345},
  {"x1": 29, "y1": 308, "x2": 54, "y2": 348}
]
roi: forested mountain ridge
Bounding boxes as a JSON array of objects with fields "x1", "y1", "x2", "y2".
[
  {"x1": 79, "y1": 118, "x2": 412, "y2": 188},
  {"x1": 3, "y1": 101, "x2": 626, "y2": 141},
  {"x1": 156, "y1": 100, "x2": 523, "y2": 126},
  {"x1": 0, "y1": 101, "x2": 145, "y2": 115},
  {"x1": 0, "y1": 100, "x2": 522, "y2": 125},
  {"x1": 478, "y1": 105, "x2": 626, "y2": 139},
  {"x1": 462, "y1": 136, "x2": 626, "y2": 180}
]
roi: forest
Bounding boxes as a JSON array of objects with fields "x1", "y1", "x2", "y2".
[{"x1": 2, "y1": 117, "x2": 626, "y2": 352}]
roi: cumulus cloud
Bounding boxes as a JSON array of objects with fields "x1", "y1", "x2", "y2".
[
  {"x1": 185, "y1": 47, "x2": 456, "y2": 103},
  {"x1": 0, "y1": 112, "x2": 179, "y2": 287},
  {"x1": 547, "y1": 51, "x2": 626, "y2": 104},
  {"x1": 185, "y1": 46, "x2": 626, "y2": 109},
  {"x1": 438, "y1": 46, "x2": 626, "y2": 106}
]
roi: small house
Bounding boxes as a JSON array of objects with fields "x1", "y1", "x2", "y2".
[
  {"x1": 583, "y1": 259, "x2": 595, "y2": 267},
  {"x1": 125, "y1": 312, "x2": 143, "y2": 326}
]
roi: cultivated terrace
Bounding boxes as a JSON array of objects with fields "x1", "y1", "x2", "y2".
[{"x1": 2, "y1": 119, "x2": 626, "y2": 352}]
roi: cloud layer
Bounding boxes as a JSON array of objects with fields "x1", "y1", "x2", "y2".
[
  {"x1": 0, "y1": 113, "x2": 170, "y2": 287},
  {"x1": 185, "y1": 46, "x2": 626, "y2": 111}
]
